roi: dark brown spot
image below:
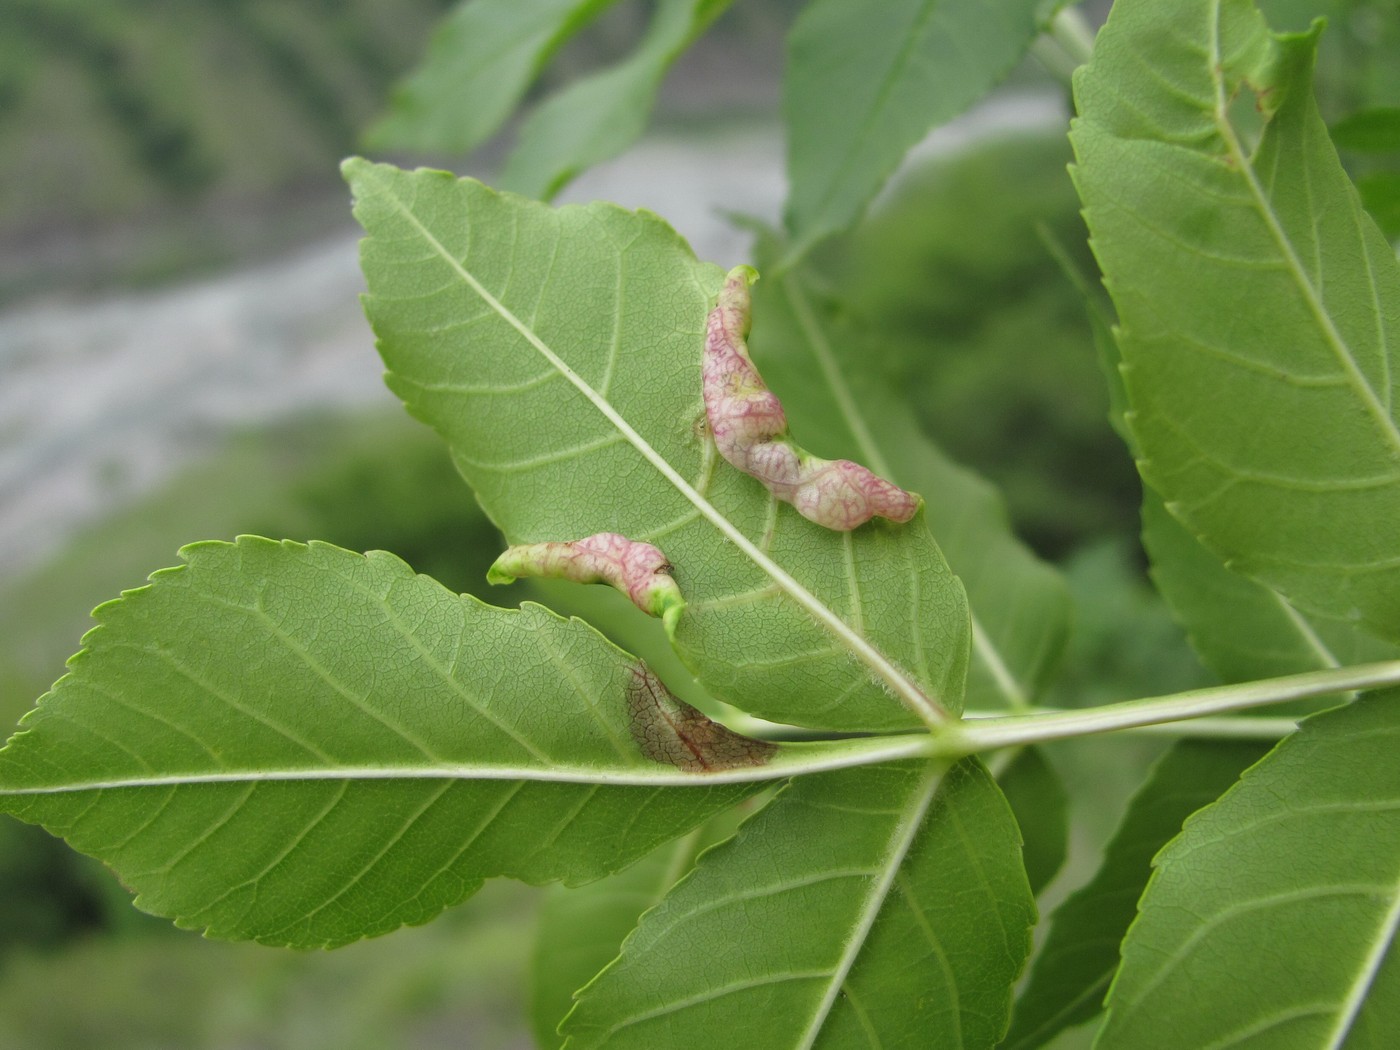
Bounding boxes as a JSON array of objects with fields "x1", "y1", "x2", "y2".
[{"x1": 625, "y1": 665, "x2": 777, "y2": 773}]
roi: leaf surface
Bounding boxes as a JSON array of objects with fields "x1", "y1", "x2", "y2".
[
  {"x1": 1069, "y1": 197, "x2": 1400, "y2": 692},
  {"x1": 782, "y1": 0, "x2": 1048, "y2": 261},
  {"x1": 562, "y1": 759, "x2": 1035, "y2": 1049},
  {"x1": 1142, "y1": 494, "x2": 1400, "y2": 685},
  {"x1": 346, "y1": 159, "x2": 970, "y2": 731},
  {"x1": 0, "y1": 539, "x2": 791, "y2": 948},
  {"x1": 364, "y1": 0, "x2": 617, "y2": 154},
  {"x1": 1071, "y1": 0, "x2": 1400, "y2": 643},
  {"x1": 748, "y1": 264, "x2": 1068, "y2": 710},
  {"x1": 996, "y1": 746, "x2": 1068, "y2": 896},
  {"x1": 1002, "y1": 739, "x2": 1268, "y2": 1050},
  {"x1": 1100, "y1": 692, "x2": 1400, "y2": 1047},
  {"x1": 501, "y1": 0, "x2": 732, "y2": 200},
  {"x1": 530, "y1": 806, "x2": 749, "y2": 1048}
]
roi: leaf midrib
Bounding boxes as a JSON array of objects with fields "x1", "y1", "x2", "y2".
[
  {"x1": 781, "y1": 274, "x2": 1030, "y2": 709},
  {"x1": 378, "y1": 184, "x2": 946, "y2": 726},
  {"x1": 0, "y1": 734, "x2": 936, "y2": 795},
  {"x1": 793, "y1": 763, "x2": 947, "y2": 1049},
  {"x1": 1323, "y1": 867, "x2": 1400, "y2": 1047}
]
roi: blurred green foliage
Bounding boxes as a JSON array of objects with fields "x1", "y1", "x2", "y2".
[
  {"x1": 0, "y1": 0, "x2": 452, "y2": 221},
  {"x1": 0, "y1": 879, "x2": 536, "y2": 1049},
  {"x1": 0, "y1": 0, "x2": 453, "y2": 299},
  {"x1": 812, "y1": 132, "x2": 1141, "y2": 560}
]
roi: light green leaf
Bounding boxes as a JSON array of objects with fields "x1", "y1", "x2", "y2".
[
  {"x1": 501, "y1": 0, "x2": 732, "y2": 200},
  {"x1": 782, "y1": 0, "x2": 1049, "y2": 262},
  {"x1": 1002, "y1": 739, "x2": 1268, "y2": 1050},
  {"x1": 1142, "y1": 494, "x2": 1400, "y2": 686},
  {"x1": 1071, "y1": 0, "x2": 1400, "y2": 644},
  {"x1": 363, "y1": 0, "x2": 618, "y2": 154},
  {"x1": 345, "y1": 158, "x2": 970, "y2": 731},
  {"x1": 1099, "y1": 692, "x2": 1400, "y2": 1047},
  {"x1": 0, "y1": 538, "x2": 796, "y2": 948},
  {"x1": 997, "y1": 746, "x2": 1068, "y2": 895},
  {"x1": 562, "y1": 759, "x2": 1035, "y2": 1049},
  {"x1": 530, "y1": 805, "x2": 750, "y2": 1048},
  {"x1": 747, "y1": 263, "x2": 1069, "y2": 711}
]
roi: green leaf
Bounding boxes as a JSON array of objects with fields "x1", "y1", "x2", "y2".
[
  {"x1": 782, "y1": 0, "x2": 1049, "y2": 262},
  {"x1": 345, "y1": 159, "x2": 971, "y2": 731},
  {"x1": 500, "y1": 0, "x2": 732, "y2": 200},
  {"x1": 1142, "y1": 493, "x2": 1400, "y2": 685},
  {"x1": 748, "y1": 263, "x2": 1069, "y2": 710},
  {"x1": 363, "y1": 0, "x2": 618, "y2": 154},
  {"x1": 529, "y1": 805, "x2": 750, "y2": 1048},
  {"x1": 0, "y1": 538, "x2": 790, "y2": 948},
  {"x1": 1002, "y1": 739, "x2": 1268, "y2": 1050},
  {"x1": 562, "y1": 759, "x2": 1035, "y2": 1049},
  {"x1": 1071, "y1": 0, "x2": 1400, "y2": 644},
  {"x1": 1064, "y1": 154, "x2": 1400, "y2": 692},
  {"x1": 996, "y1": 746, "x2": 1068, "y2": 896},
  {"x1": 1099, "y1": 692, "x2": 1400, "y2": 1047}
]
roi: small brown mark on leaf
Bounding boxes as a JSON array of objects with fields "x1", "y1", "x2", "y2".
[{"x1": 626, "y1": 664, "x2": 777, "y2": 773}]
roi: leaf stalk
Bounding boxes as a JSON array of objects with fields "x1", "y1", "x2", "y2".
[{"x1": 935, "y1": 660, "x2": 1400, "y2": 755}]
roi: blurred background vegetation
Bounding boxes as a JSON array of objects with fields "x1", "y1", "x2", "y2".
[{"x1": 1, "y1": 1, "x2": 1395, "y2": 1047}]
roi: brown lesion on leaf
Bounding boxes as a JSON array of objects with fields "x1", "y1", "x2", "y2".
[{"x1": 625, "y1": 664, "x2": 777, "y2": 773}]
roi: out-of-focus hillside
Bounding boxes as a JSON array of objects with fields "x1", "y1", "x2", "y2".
[{"x1": 0, "y1": 0, "x2": 453, "y2": 298}]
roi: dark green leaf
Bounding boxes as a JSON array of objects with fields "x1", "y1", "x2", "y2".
[
  {"x1": 1100, "y1": 693, "x2": 1400, "y2": 1047},
  {"x1": 563, "y1": 759, "x2": 1035, "y2": 1049},
  {"x1": 1331, "y1": 107, "x2": 1400, "y2": 153},
  {"x1": 1003, "y1": 739, "x2": 1269, "y2": 1050},
  {"x1": 1357, "y1": 170, "x2": 1400, "y2": 241},
  {"x1": 529, "y1": 805, "x2": 749, "y2": 1048},
  {"x1": 997, "y1": 746, "x2": 1068, "y2": 896}
]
